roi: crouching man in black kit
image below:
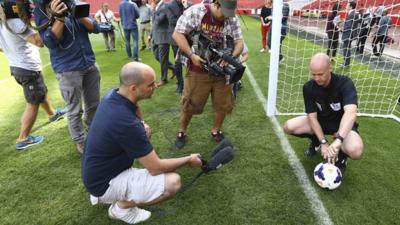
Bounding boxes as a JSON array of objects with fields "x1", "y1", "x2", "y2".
[{"x1": 283, "y1": 53, "x2": 364, "y2": 173}]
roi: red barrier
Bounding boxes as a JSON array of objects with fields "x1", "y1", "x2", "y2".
[{"x1": 392, "y1": 15, "x2": 400, "y2": 26}]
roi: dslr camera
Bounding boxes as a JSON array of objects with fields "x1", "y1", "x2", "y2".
[
  {"x1": 34, "y1": 0, "x2": 90, "y2": 18},
  {"x1": 190, "y1": 33, "x2": 245, "y2": 85}
]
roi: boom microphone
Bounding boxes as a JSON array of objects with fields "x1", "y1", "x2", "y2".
[
  {"x1": 202, "y1": 146, "x2": 234, "y2": 173},
  {"x1": 211, "y1": 139, "x2": 233, "y2": 157}
]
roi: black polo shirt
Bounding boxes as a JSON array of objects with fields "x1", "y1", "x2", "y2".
[{"x1": 303, "y1": 73, "x2": 358, "y2": 125}]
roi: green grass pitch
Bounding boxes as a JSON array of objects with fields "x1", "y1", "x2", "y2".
[{"x1": 0, "y1": 16, "x2": 399, "y2": 225}]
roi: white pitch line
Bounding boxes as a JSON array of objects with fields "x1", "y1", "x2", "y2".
[{"x1": 245, "y1": 65, "x2": 334, "y2": 225}]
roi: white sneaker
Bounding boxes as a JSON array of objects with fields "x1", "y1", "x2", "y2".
[
  {"x1": 259, "y1": 48, "x2": 266, "y2": 52},
  {"x1": 108, "y1": 204, "x2": 151, "y2": 224},
  {"x1": 268, "y1": 50, "x2": 271, "y2": 53}
]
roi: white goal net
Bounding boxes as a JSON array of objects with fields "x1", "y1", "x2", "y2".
[{"x1": 267, "y1": 0, "x2": 400, "y2": 122}]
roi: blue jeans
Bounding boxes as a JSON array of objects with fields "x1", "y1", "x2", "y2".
[{"x1": 124, "y1": 28, "x2": 139, "y2": 59}]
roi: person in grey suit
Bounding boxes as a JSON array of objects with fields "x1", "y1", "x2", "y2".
[
  {"x1": 152, "y1": 0, "x2": 172, "y2": 86},
  {"x1": 341, "y1": 1, "x2": 360, "y2": 67},
  {"x1": 165, "y1": 0, "x2": 185, "y2": 94}
]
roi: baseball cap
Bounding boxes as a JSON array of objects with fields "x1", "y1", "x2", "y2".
[{"x1": 219, "y1": 0, "x2": 237, "y2": 17}]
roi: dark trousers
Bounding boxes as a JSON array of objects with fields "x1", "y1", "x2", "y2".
[
  {"x1": 356, "y1": 28, "x2": 369, "y2": 54},
  {"x1": 279, "y1": 34, "x2": 286, "y2": 61},
  {"x1": 326, "y1": 31, "x2": 339, "y2": 58},
  {"x1": 157, "y1": 43, "x2": 170, "y2": 81},
  {"x1": 102, "y1": 31, "x2": 115, "y2": 50},
  {"x1": 372, "y1": 34, "x2": 386, "y2": 57},
  {"x1": 342, "y1": 38, "x2": 352, "y2": 66},
  {"x1": 171, "y1": 45, "x2": 184, "y2": 91},
  {"x1": 267, "y1": 29, "x2": 286, "y2": 60}
]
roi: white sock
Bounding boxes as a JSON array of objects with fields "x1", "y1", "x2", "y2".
[{"x1": 113, "y1": 203, "x2": 131, "y2": 214}]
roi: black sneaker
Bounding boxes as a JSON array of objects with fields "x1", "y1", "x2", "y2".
[
  {"x1": 175, "y1": 87, "x2": 183, "y2": 95},
  {"x1": 211, "y1": 130, "x2": 225, "y2": 143},
  {"x1": 304, "y1": 142, "x2": 319, "y2": 157},
  {"x1": 335, "y1": 156, "x2": 348, "y2": 174},
  {"x1": 175, "y1": 132, "x2": 186, "y2": 149}
]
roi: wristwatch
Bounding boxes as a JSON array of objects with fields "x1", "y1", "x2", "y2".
[
  {"x1": 335, "y1": 134, "x2": 344, "y2": 143},
  {"x1": 319, "y1": 138, "x2": 328, "y2": 145}
]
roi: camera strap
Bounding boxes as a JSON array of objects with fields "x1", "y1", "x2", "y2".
[{"x1": 101, "y1": 10, "x2": 110, "y2": 24}]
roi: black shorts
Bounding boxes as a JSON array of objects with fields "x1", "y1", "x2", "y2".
[
  {"x1": 11, "y1": 67, "x2": 48, "y2": 104},
  {"x1": 319, "y1": 120, "x2": 359, "y2": 135}
]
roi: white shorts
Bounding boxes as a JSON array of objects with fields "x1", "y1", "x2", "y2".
[{"x1": 94, "y1": 168, "x2": 165, "y2": 204}]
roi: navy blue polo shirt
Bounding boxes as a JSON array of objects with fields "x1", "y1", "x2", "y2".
[{"x1": 82, "y1": 89, "x2": 153, "y2": 196}]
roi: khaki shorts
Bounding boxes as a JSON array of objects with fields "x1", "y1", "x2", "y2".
[{"x1": 181, "y1": 71, "x2": 234, "y2": 115}]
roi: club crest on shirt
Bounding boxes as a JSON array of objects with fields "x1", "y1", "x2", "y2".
[
  {"x1": 316, "y1": 102, "x2": 322, "y2": 111},
  {"x1": 330, "y1": 102, "x2": 341, "y2": 111}
]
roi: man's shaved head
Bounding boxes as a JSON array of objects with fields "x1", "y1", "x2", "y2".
[
  {"x1": 309, "y1": 53, "x2": 332, "y2": 87},
  {"x1": 310, "y1": 53, "x2": 330, "y2": 72},
  {"x1": 119, "y1": 62, "x2": 152, "y2": 87}
]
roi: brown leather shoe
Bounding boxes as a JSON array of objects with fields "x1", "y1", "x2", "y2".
[
  {"x1": 157, "y1": 80, "x2": 167, "y2": 87},
  {"x1": 76, "y1": 143, "x2": 84, "y2": 154}
]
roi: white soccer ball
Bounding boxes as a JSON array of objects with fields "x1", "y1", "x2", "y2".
[{"x1": 313, "y1": 162, "x2": 342, "y2": 190}]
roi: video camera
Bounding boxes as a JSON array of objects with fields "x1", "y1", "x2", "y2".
[
  {"x1": 0, "y1": 0, "x2": 31, "y2": 19},
  {"x1": 34, "y1": 0, "x2": 89, "y2": 18},
  {"x1": 191, "y1": 33, "x2": 245, "y2": 85}
]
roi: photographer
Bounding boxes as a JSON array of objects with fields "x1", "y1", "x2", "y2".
[
  {"x1": 0, "y1": 3, "x2": 65, "y2": 150},
  {"x1": 172, "y1": 0, "x2": 243, "y2": 148},
  {"x1": 34, "y1": 0, "x2": 101, "y2": 154},
  {"x1": 138, "y1": 0, "x2": 151, "y2": 51},
  {"x1": 95, "y1": 2, "x2": 117, "y2": 52}
]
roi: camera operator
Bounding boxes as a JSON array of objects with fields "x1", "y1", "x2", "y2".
[
  {"x1": 0, "y1": 3, "x2": 65, "y2": 150},
  {"x1": 172, "y1": 0, "x2": 243, "y2": 148},
  {"x1": 34, "y1": 0, "x2": 101, "y2": 154}
]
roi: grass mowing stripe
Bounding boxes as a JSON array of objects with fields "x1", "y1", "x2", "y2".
[{"x1": 245, "y1": 65, "x2": 334, "y2": 225}]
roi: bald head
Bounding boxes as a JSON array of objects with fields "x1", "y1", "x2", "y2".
[
  {"x1": 119, "y1": 62, "x2": 154, "y2": 87},
  {"x1": 310, "y1": 53, "x2": 331, "y2": 72},
  {"x1": 309, "y1": 53, "x2": 332, "y2": 87}
]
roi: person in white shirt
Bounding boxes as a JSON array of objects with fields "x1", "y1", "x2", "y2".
[
  {"x1": 0, "y1": 9, "x2": 65, "y2": 150},
  {"x1": 95, "y1": 3, "x2": 117, "y2": 51},
  {"x1": 139, "y1": 0, "x2": 152, "y2": 50}
]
